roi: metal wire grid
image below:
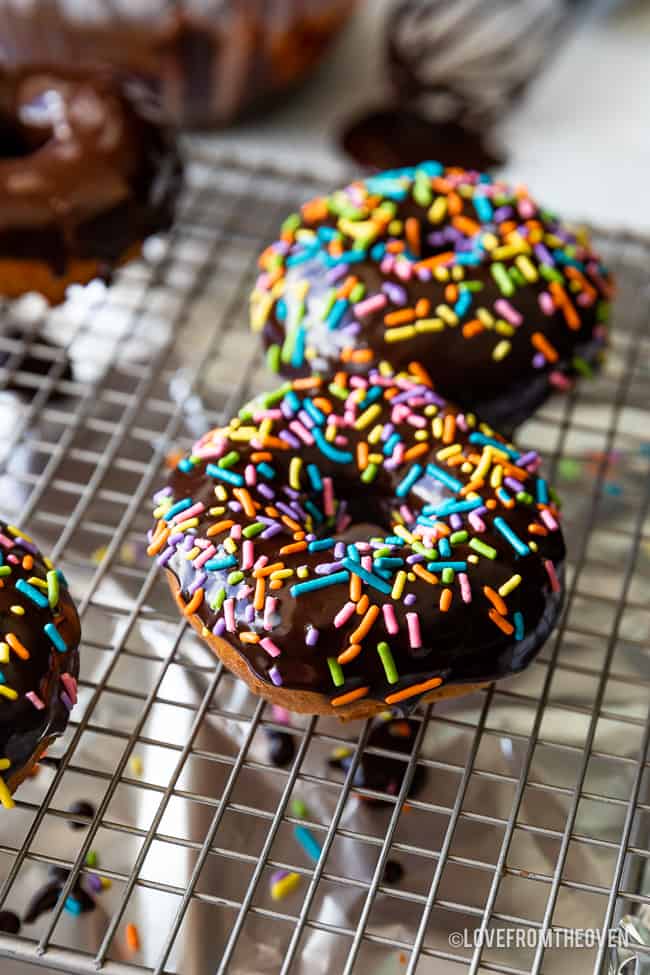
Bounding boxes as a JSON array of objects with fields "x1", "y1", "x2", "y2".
[{"x1": 0, "y1": 155, "x2": 646, "y2": 975}]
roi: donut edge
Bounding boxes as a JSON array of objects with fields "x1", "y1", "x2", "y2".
[{"x1": 165, "y1": 569, "x2": 489, "y2": 721}]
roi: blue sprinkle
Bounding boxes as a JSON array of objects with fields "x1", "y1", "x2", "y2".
[
  {"x1": 303, "y1": 400, "x2": 326, "y2": 425},
  {"x1": 205, "y1": 556, "x2": 238, "y2": 571},
  {"x1": 0, "y1": 672, "x2": 5, "y2": 685},
  {"x1": 454, "y1": 290, "x2": 472, "y2": 317},
  {"x1": 44, "y1": 623, "x2": 67, "y2": 653},
  {"x1": 423, "y1": 498, "x2": 483, "y2": 517},
  {"x1": 290, "y1": 571, "x2": 350, "y2": 597},
  {"x1": 294, "y1": 825, "x2": 322, "y2": 862},
  {"x1": 340, "y1": 560, "x2": 392, "y2": 594},
  {"x1": 307, "y1": 538, "x2": 335, "y2": 552},
  {"x1": 286, "y1": 244, "x2": 319, "y2": 267},
  {"x1": 357, "y1": 385, "x2": 383, "y2": 411},
  {"x1": 396, "y1": 464, "x2": 423, "y2": 498},
  {"x1": 16, "y1": 579, "x2": 49, "y2": 608},
  {"x1": 326, "y1": 298, "x2": 349, "y2": 330},
  {"x1": 257, "y1": 462, "x2": 276, "y2": 480},
  {"x1": 536, "y1": 478, "x2": 549, "y2": 505},
  {"x1": 417, "y1": 161, "x2": 444, "y2": 176},
  {"x1": 318, "y1": 226, "x2": 337, "y2": 242},
  {"x1": 370, "y1": 243, "x2": 386, "y2": 261},
  {"x1": 285, "y1": 390, "x2": 301, "y2": 414},
  {"x1": 346, "y1": 544, "x2": 361, "y2": 562},
  {"x1": 384, "y1": 536, "x2": 405, "y2": 546},
  {"x1": 64, "y1": 897, "x2": 83, "y2": 916},
  {"x1": 473, "y1": 194, "x2": 493, "y2": 222},
  {"x1": 313, "y1": 429, "x2": 353, "y2": 464},
  {"x1": 383, "y1": 433, "x2": 401, "y2": 456},
  {"x1": 307, "y1": 464, "x2": 323, "y2": 492},
  {"x1": 469, "y1": 433, "x2": 519, "y2": 459},
  {"x1": 375, "y1": 558, "x2": 405, "y2": 569},
  {"x1": 164, "y1": 498, "x2": 193, "y2": 521},
  {"x1": 493, "y1": 517, "x2": 530, "y2": 557},
  {"x1": 427, "y1": 561, "x2": 468, "y2": 571},
  {"x1": 291, "y1": 327, "x2": 306, "y2": 368},
  {"x1": 276, "y1": 298, "x2": 288, "y2": 321},
  {"x1": 177, "y1": 459, "x2": 193, "y2": 473},
  {"x1": 514, "y1": 611, "x2": 525, "y2": 641},
  {"x1": 438, "y1": 537, "x2": 451, "y2": 558},
  {"x1": 455, "y1": 251, "x2": 483, "y2": 265},
  {"x1": 426, "y1": 464, "x2": 463, "y2": 493},
  {"x1": 305, "y1": 501, "x2": 324, "y2": 523},
  {"x1": 206, "y1": 464, "x2": 244, "y2": 487}
]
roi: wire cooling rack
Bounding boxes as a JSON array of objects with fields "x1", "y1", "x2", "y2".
[{"x1": 0, "y1": 156, "x2": 648, "y2": 975}]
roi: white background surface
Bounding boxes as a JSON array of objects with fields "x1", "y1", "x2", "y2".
[{"x1": 201, "y1": 0, "x2": 650, "y2": 231}]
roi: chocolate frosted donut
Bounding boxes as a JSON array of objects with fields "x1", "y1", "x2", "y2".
[
  {"x1": 0, "y1": 65, "x2": 182, "y2": 304},
  {"x1": 148, "y1": 363, "x2": 564, "y2": 719},
  {"x1": 251, "y1": 163, "x2": 613, "y2": 429},
  {"x1": 0, "y1": 521, "x2": 80, "y2": 808}
]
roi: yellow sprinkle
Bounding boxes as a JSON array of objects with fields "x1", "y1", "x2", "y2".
[
  {"x1": 44, "y1": 557, "x2": 54, "y2": 570},
  {"x1": 499, "y1": 574, "x2": 522, "y2": 597},
  {"x1": 209, "y1": 506, "x2": 226, "y2": 516},
  {"x1": 437, "y1": 444, "x2": 462, "y2": 460},
  {"x1": 490, "y1": 465, "x2": 503, "y2": 488},
  {"x1": 229, "y1": 429, "x2": 256, "y2": 442},
  {"x1": 7, "y1": 525, "x2": 33, "y2": 542},
  {"x1": 0, "y1": 644, "x2": 8, "y2": 664},
  {"x1": 271, "y1": 279, "x2": 285, "y2": 299},
  {"x1": 529, "y1": 540, "x2": 538, "y2": 552},
  {"x1": 297, "y1": 566, "x2": 309, "y2": 579},
  {"x1": 153, "y1": 502, "x2": 172, "y2": 519},
  {"x1": 270, "y1": 569, "x2": 293, "y2": 580},
  {"x1": 493, "y1": 340, "x2": 511, "y2": 361},
  {"x1": 424, "y1": 404, "x2": 438, "y2": 416},
  {"x1": 224, "y1": 538, "x2": 237, "y2": 555},
  {"x1": 407, "y1": 572, "x2": 416, "y2": 582},
  {"x1": 477, "y1": 307, "x2": 495, "y2": 327},
  {"x1": 325, "y1": 423, "x2": 337, "y2": 443},
  {"x1": 355, "y1": 404, "x2": 382, "y2": 430},
  {"x1": 468, "y1": 554, "x2": 479, "y2": 565},
  {"x1": 428, "y1": 196, "x2": 447, "y2": 223},
  {"x1": 0, "y1": 759, "x2": 10, "y2": 771},
  {"x1": 393, "y1": 525, "x2": 415, "y2": 544},
  {"x1": 495, "y1": 320, "x2": 515, "y2": 336},
  {"x1": 451, "y1": 265, "x2": 465, "y2": 281},
  {"x1": 385, "y1": 325, "x2": 416, "y2": 343},
  {"x1": 414, "y1": 430, "x2": 428, "y2": 442},
  {"x1": 368, "y1": 424, "x2": 384, "y2": 445},
  {"x1": 250, "y1": 291, "x2": 273, "y2": 332},
  {"x1": 259, "y1": 419, "x2": 273, "y2": 440},
  {"x1": 432, "y1": 417, "x2": 443, "y2": 439},
  {"x1": 10, "y1": 606, "x2": 24, "y2": 616},
  {"x1": 185, "y1": 547, "x2": 201, "y2": 561},
  {"x1": 130, "y1": 756, "x2": 143, "y2": 776},
  {"x1": 215, "y1": 485, "x2": 228, "y2": 501},
  {"x1": 368, "y1": 452, "x2": 384, "y2": 463},
  {"x1": 271, "y1": 872, "x2": 301, "y2": 901},
  {"x1": 436, "y1": 305, "x2": 458, "y2": 326},
  {"x1": 516, "y1": 255, "x2": 538, "y2": 282},
  {"x1": 415, "y1": 318, "x2": 444, "y2": 333},
  {"x1": 433, "y1": 266, "x2": 449, "y2": 282},
  {"x1": 378, "y1": 361, "x2": 392, "y2": 376},
  {"x1": 0, "y1": 686, "x2": 18, "y2": 701},
  {"x1": 0, "y1": 777, "x2": 15, "y2": 810},
  {"x1": 175, "y1": 517, "x2": 199, "y2": 532},
  {"x1": 27, "y1": 577, "x2": 48, "y2": 590},
  {"x1": 391, "y1": 570, "x2": 407, "y2": 600},
  {"x1": 289, "y1": 457, "x2": 303, "y2": 490},
  {"x1": 482, "y1": 232, "x2": 499, "y2": 250}
]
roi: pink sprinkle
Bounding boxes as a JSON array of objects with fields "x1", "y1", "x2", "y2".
[
  {"x1": 261, "y1": 637, "x2": 282, "y2": 658},
  {"x1": 539, "y1": 292, "x2": 555, "y2": 315},
  {"x1": 399, "y1": 504, "x2": 415, "y2": 525},
  {"x1": 253, "y1": 409, "x2": 283, "y2": 421},
  {"x1": 7, "y1": 554, "x2": 18, "y2": 564},
  {"x1": 334, "y1": 435, "x2": 348, "y2": 447},
  {"x1": 254, "y1": 555, "x2": 269, "y2": 571},
  {"x1": 468, "y1": 511, "x2": 486, "y2": 533},
  {"x1": 242, "y1": 540, "x2": 255, "y2": 570},
  {"x1": 224, "y1": 598, "x2": 236, "y2": 633},
  {"x1": 26, "y1": 691, "x2": 45, "y2": 710},
  {"x1": 245, "y1": 464, "x2": 257, "y2": 486},
  {"x1": 380, "y1": 255, "x2": 395, "y2": 275},
  {"x1": 334, "y1": 601, "x2": 357, "y2": 628},
  {"x1": 494, "y1": 299, "x2": 523, "y2": 326},
  {"x1": 171, "y1": 501, "x2": 205, "y2": 524},
  {"x1": 272, "y1": 705, "x2": 291, "y2": 725},
  {"x1": 323, "y1": 478, "x2": 335, "y2": 517},
  {"x1": 459, "y1": 573, "x2": 472, "y2": 604},
  {"x1": 194, "y1": 545, "x2": 216, "y2": 568},
  {"x1": 549, "y1": 371, "x2": 572, "y2": 391},
  {"x1": 289, "y1": 421, "x2": 314, "y2": 445},
  {"x1": 383, "y1": 603, "x2": 399, "y2": 635},
  {"x1": 361, "y1": 555, "x2": 373, "y2": 573},
  {"x1": 545, "y1": 560, "x2": 561, "y2": 593},
  {"x1": 517, "y1": 197, "x2": 536, "y2": 219},
  {"x1": 540, "y1": 508, "x2": 559, "y2": 531},
  {"x1": 230, "y1": 523, "x2": 242, "y2": 541},
  {"x1": 391, "y1": 404, "x2": 409, "y2": 424},
  {"x1": 406, "y1": 612, "x2": 421, "y2": 649},
  {"x1": 338, "y1": 514, "x2": 352, "y2": 532},
  {"x1": 395, "y1": 260, "x2": 412, "y2": 281},
  {"x1": 0, "y1": 533, "x2": 16, "y2": 549},
  {"x1": 61, "y1": 673, "x2": 78, "y2": 703},
  {"x1": 391, "y1": 443, "x2": 405, "y2": 467},
  {"x1": 264, "y1": 596, "x2": 278, "y2": 630},
  {"x1": 354, "y1": 293, "x2": 387, "y2": 318}
]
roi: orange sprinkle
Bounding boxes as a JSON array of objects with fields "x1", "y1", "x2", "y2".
[
  {"x1": 386, "y1": 239, "x2": 406, "y2": 254},
  {"x1": 528, "y1": 523, "x2": 548, "y2": 536},
  {"x1": 462, "y1": 319, "x2": 484, "y2": 339},
  {"x1": 206, "y1": 519, "x2": 235, "y2": 537},
  {"x1": 265, "y1": 506, "x2": 280, "y2": 518},
  {"x1": 240, "y1": 632, "x2": 260, "y2": 644},
  {"x1": 486, "y1": 498, "x2": 497, "y2": 509},
  {"x1": 442, "y1": 414, "x2": 456, "y2": 445},
  {"x1": 439, "y1": 588, "x2": 453, "y2": 612},
  {"x1": 531, "y1": 332, "x2": 559, "y2": 363},
  {"x1": 125, "y1": 923, "x2": 140, "y2": 952},
  {"x1": 183, "y1": 588, "x2": 204, "y2": 616},
  {"x1": 403, "y1": 442, "x2": 429, "y2": 462},
  {"x1": 350, "y1": 573, "x2": 362, "y2": 602},
  {"x1": 550, "y1": 281, "x2": 580, "y2": 329},
  {"x1": 565, "y1": 265, "x2": 597, "y2": 300},
  {"x1": 413, "y1": 564, "x2": 439, "y2": 586},
  {"x1": 488, "y1": 608, "x2": 514, "y2": 635},
  {"x1": 279, "y1": 541, "x2": 308, "y2": 556},
  {"x1": 385, "y1": 308, "x2": 416, "y2": 326},
  {"x1": 337, "y1": 643, "x2": 362, "y2": 665},
  {"x1": 260, "y1": 436, "x2": 290, "y2": 450},
  {"x1": 251, "y1": 451, "x2": 273, "y2": 463},
  {"x1": 146, "y1": 523, "x2": 170, "y2": 557},
  {"x1": 233, "y1": 488, "x2": 256, "y2": 518},
  {"x1": 484, "y1": 586, "x2": 507, "y2": 616},
  {"x1": 453, "y1": 215, "x2": 481, "y2": 236},
  {"x1": 281, "y1": 515, "x2": 302, "y2": 533},
  {"x1": 415, "y1": 297, "x2": 430, "y2": 317},
  {"x1": 253, "y1": 562, "x2": 285, "y2": 578},
  {"x1": 301, "y1": 197, "x2": 329, "y2": 223},
  {"x1": 312, "y1": 397, "x2": 332, "y2": 414},
  {"x1": 357, "y1": 441, "x2": 369, "y2": 471},
  {"x1": 254, "y1": 577, "x2": 265, "y2": 612},
  {"x1": 337, "y1": 275, "x2": 358, "y2": 299},
  {"x1": 269, "y1": 580, "x2": 284, "y2": 590},
  {"x1": 385, "y1": 676, "x2": 443, "y2": 705},
  {"x1": 350, "y1": 604, "x2": 380, "y2": 644},
  {"x1": 334, "y1": 371, "x2": 348, "y2": 388},
  {"x1": 332, "y1": 686, "x2": 369, "y2": 707},
  {"x1": 22, "y1": 555, "x2": 33, "y2": 570},
  {"x1": 444, "y1": 283, "x2": 458, "y2": 303},
  {"x1": 432, "y1": 176, "x2": 452, "y2": 193},
  {"x1": 292, "y1": 376, "x2": 323, "y2": 390},
  {"x1": 6, "y1": 633, "x2": 30, "y2": 660},
  {"x1": 405, "y1": 217, "x2": 421, "y2": 256},
  {"x1": 414, "y1": 250, "x2": 455, "y2": 271},
  {"x1": 407, "y1": 362, "x2": 433, "y2": 387},
  {"x1": 356, "y1": 594, "x2": 369, "y2": 614},
  {"x1": 343, "y1": 347, "x2": 374, "y2": 364},
  {"x1": 447, "y1": 191, "x2": 463, "y2": 215},
  {"x1": 460, "y1": 478, "x2": 484, "y2": 497}
]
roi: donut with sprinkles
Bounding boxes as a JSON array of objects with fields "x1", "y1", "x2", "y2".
[
  {"x1": 251, "y1": 162, "x2": 613, "y2": 429},
  {"x1": 0, "y1": 522, "x2": 80, "y2": 808},
  {"x1": 148, "y1": 362, "x2": 564, "y2": 719}
]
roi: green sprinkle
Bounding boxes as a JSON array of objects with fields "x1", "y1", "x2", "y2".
[
  {"x1": 539, "y1": 263, "x2": 564, "y2": 283},
  {"x1": 328, "y1": 657, "x2": 344, "y2": 687},
  {"x1": 373, "y1": 547, "x2": 392, "y2": 559},
  {"x1": 572, "y1": 356, "x2": 593, "y2": 377},
  {"x1": 328, "y1": 383, "x2": 349, "y2": 400},
  {"x1": 211, "y1": 587, "x2": 226, "y2": 612},
  {"x1": 243, "y1": 522, "x2": 266, "y2": 538},
  {"x1": 85, "y1": 851, "x2": 98, "y2": 868},
  {"x1": 349, "y1": 282, "x2": 366, "y2": 303},
  {"x1": 261, "y1": 382, "x2": 292, "y2": 408},
  {"x1": 469, "y1": 538, "x2": 497, "y2": 560},
  {"x1": 0, "y1": 566, "x2": 11, "y2": 577},
  {"x1": 377, "y1": 642, "x2": 399, "y2": 684},
  {"x1": 218, "y1": 450, "x2": 240, "y2": 469},
  {"x1": 509, "y1": 267, "x2": 526, "y2": 287},
  {"x1": 516, "y1": 491, "x2": 535, "y2": 504},
  {"x1": 412, "y1": 541, "x2": 437, "y2": 559},
  {"x1": 361, "y1": 463, "x2": 378, "y2": 483},
  {"x1": 449, "y1": 530, "x2": 468, "y2": 545},
  {"x1": 266, "y1": 344, "x2": 281, "y2": 373},
  {"x1": 227, "y1": 571, "x2": 244, "y2": 585},
  {"x1": 441, "y1": 567, "x2": 455, "y2": 584},
  {"x1": 291, "y1": 798, "x2": 309, "y2": 819},
  {"x1": 46, "y1": 569, "x2": 59, "y2": 609},
  {"x1": 321, "y1": 289, "x2": 337, "y2": 321},
  {"x1": 281, "y1": 213, "x2": 301, "y2": 234},
  {"x1": 491, "y1": 262, "x2": 515, "y2": 296}
]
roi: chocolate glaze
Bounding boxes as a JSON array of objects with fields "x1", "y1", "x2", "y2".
[
  {"x1": 252, "y1": 163, "x2": 612, "y2": 431},
  {"x1": 150, "y1": 365, "x2": 565, "y2": 713},
  {"x1": 0, "y1": 520, "x2": 80, "y2": 803},
  {"x1": 0, "y1": 65, "x2": 182, "y2": 277}
]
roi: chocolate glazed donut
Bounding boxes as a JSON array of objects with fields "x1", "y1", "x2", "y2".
[
  {"x1": 148, "y1": 363, "x2": 565, "y2": 720},
  {"x1": 251, "y1": 163, "x2": 613, "y2": 431},
  {"x1": 0, "y1": 65, "x2": 182, "y2": 304},
  {"x1": 0, "y1": 521, "x2": 80, "y2": 808}
]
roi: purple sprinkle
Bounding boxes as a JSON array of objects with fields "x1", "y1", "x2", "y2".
[
  {"x1": 281, "y1": 399, "x2": 295, "y2": 419},
  {"x1": 213, "y1": 618, "x2": 226, "y2": 636},
  {"x1": 416, "y1": 267, "x2": 432, "y2": 281},
  {"x1": 279, "y1": 430, "x2": 301, "y2": 449},
  {"x1": 517, "y1": 451, "x2": 538, "y2": 468},
  {"x1": 153, "y1": 486, "x2": 173, "y2": 503},
  {"x1": 333, "y1": 542, "x2": 346, "y2": 560},
  {"x1": 158, "y1": 547, "x2": 174, "y2": 567},
  {"x1": 228, "y1": 500, "x2": 243, "y2": 512},
  {"x1": 493, "y1": 206, "x2": 513, "y2": 222},
  {"x1": 505, "y1": 477, "x2": 525, "y2": 493},
  {"x1": 261, "y1": 524, "x2": 283, "y2": 539},
  {"x1": 427, "y1": 231, "x2": 445, "y2": 247},
  {"x1": 532, "y1": 352, "x2": 546, "y2": 369},
  {"x1": 534, "y1": 242, "x2": 554, "y2": 266},
  {"x1": 86, "y1": 874, "x2": 103, "y2": 893},
  {"x1": 168, "y1": 532, "x2": 183, "y2": 546},
  {"x1": 60, "y1": 691, "x2": 73, "y2": 711},
  {"x1": 258, "y1": 484, "x2": 275, "y2": 499},
  {"x1": 404, "y1": 593, "x2": 417, "y2": 606},
  {"x1": 182, "y1": 534, "x2": 195, "y2": 551},
  {"x1": 306, "y1": 626, "x2": 319, "y2": 646},
  {"x1": 406, "y1": 554, "x2": 425, "y2": 564},
  {"x1": 269, "y1": 666, "x2": 283, "y2": 686},
  {"x1": 188, "y1": 572, "x2": 206, "y2": 594},
  {"x1": 449, "y1": 514, "x2": 463, "y2": 530},
  {"x1": 326, "y1": 262, "x2": 349, "y2": 283},
  {"x1": 315, "y1": 561, "x2": 343, "y2": 575},
  {"x1": 245, "y1": 605, "x2": 255, "y2": 622},
  {"x1": 382, "y1": 282, "x2": 407, "y2": 305},
  {"x1": 276, "y1": 501, "x2": 299, "y2": 520}
]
